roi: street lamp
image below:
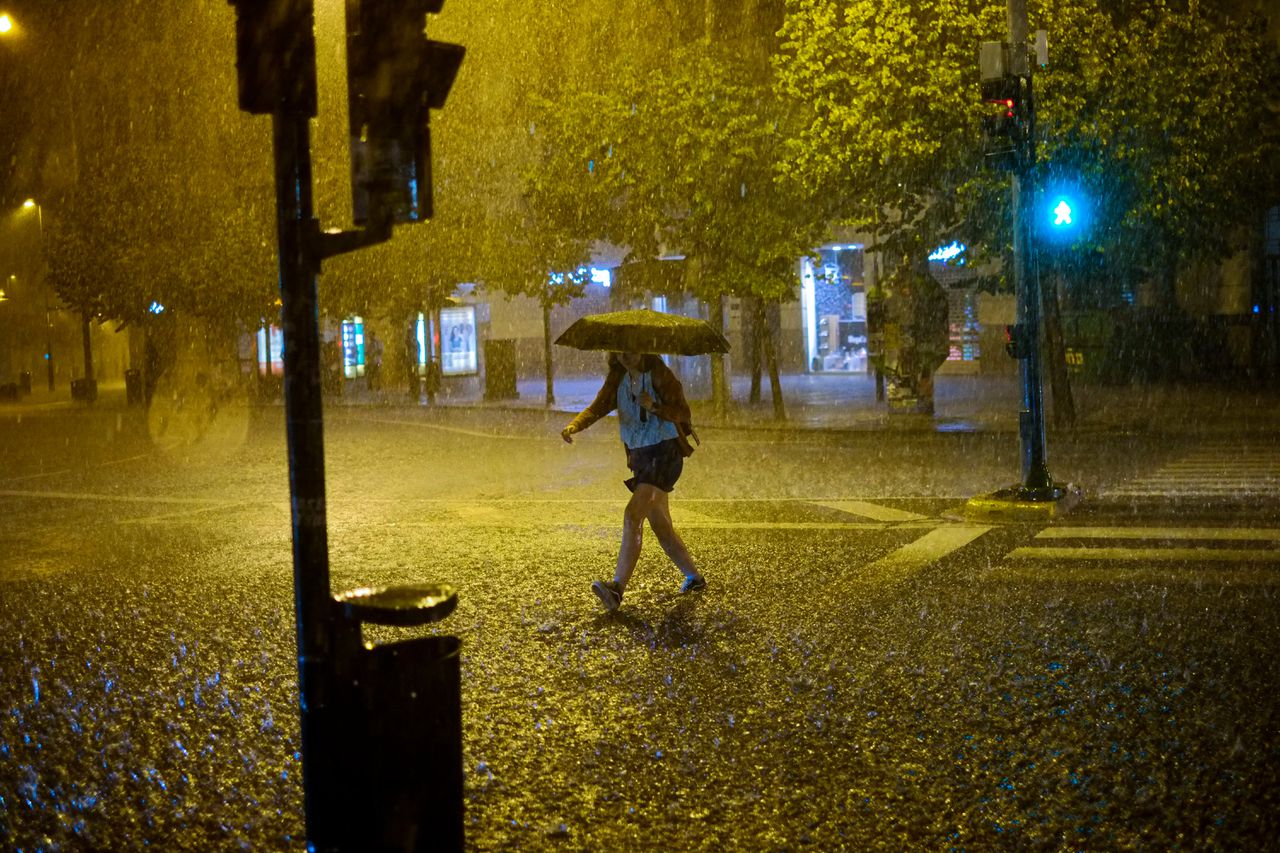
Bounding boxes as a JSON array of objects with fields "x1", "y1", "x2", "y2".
[
  {"x1": 19, "y1": 198, "x2": 54, "y2": 391},
  {"x1": 0, "y1": 14, "x2": 13, "y2": 35}
]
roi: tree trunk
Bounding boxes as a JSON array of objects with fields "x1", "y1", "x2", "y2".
[
  {"x1": 80, "y1": 310, "x2": 94, "y2": 383},
  {"x1": 748, "y1": 296, "x2": 763, "y2": 403},
  {"x1": 763, "y1": 300, "x2": 786, "y2": 421},
  {"x1": 710, "y1": 294, "x2": 729, "y2": 421},
  {"x1": 425, "y1": 308, "x2": 439, "y2": 405},
  {"x1": 542, "y1": 294, "x2": 555, "y2": 407},
  {"x1": 1041, "y1": 271, "x2": 1076, "y2": 427}
]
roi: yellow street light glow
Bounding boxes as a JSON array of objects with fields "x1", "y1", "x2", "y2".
[
  {"x1": 23, "y1": 198, "x2": 36, "y2": 209},
  {"x1": 0, "y1": 14, "x2": 14, "y2": 35}
]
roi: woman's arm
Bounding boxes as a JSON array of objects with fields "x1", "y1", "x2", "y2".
[
  {"x1": 648, "y1": 360, "x2": 691, "y2": 424},
  {"x1": 561, "y1": 368, "x2": 622, "y2": 442}
]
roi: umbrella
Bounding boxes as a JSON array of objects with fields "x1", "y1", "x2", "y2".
[{"x1": 554, "y1": 309, "x2": 730, "y2": 356}]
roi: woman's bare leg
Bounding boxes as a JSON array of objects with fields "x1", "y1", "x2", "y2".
[
  {"x1": 646, "y1": 490, "x2": 697, "y2": 578},
  {"x1": 615, "y1": 484, "x2": 663, "y2": 589}
]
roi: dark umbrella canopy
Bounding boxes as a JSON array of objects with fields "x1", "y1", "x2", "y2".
[{"x1": 554, "y1": 309, "x2": 731, "y2": 356}]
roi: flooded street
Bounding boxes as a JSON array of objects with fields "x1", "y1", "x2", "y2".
[{"x1": 3, "y1": 403, "x2": 1278, "y2": 849}]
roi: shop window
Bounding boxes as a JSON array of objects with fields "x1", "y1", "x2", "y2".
[
  {"x1": 342, "y1": 317, "x2": 365, "y2": 378},
  {"x1": 947, "y1": 290, "x2": 981, "y2": 361},
  {"x1": 256, "y1": 325, "x2": 284, "y2": 376},
  {"x1": 802, "y1": 245, "x2": 867, "y2": 372}
]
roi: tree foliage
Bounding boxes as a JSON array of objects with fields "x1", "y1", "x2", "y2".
[
  {"x1": 775, "y1": 0, "x2": 1005, "y2": 261},
  {"x1": 1035, "y1": 0, "x2": 1280, "y2": 303},
  {"x1": 776, "y1": 0, "x2": 1280, "y2": 304}
]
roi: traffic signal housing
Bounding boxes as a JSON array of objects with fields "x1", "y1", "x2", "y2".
[
  {"x1": 981, "y1": 77, "x2": 1022, "y2": 171},
  {"x1": 1004, "y1": 323, "x2": 1032, "y2": 359},
  {"x1": 228, "y1": 0, "x2": 318, "y2": 116},
  {"x1": 346, "y1": 0, "x2": 465, "y2": 225}
]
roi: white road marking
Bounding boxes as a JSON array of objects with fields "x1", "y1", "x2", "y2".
[
  {"x1": 860, "y1": 525, "x2": 992, "y2": 583},
  {"x1": 1104, "y1": 444, "x2": 1280, "y2": 497},
  {"x1": 1035, "y1": 527, "x2": 1280, "y2": 541},
  {"x1": 0, "y1": 489, "x2": 227, "y2": 505},
  {"x1": 1009, "y1": 546, "x2": 1280, "y2": 562},
  {"x1": 989, "y1": 565, "x2": 1279, "y2": 585},
  {"x1": 812, "y1": 500, "x2": 929, "y2": 522}
]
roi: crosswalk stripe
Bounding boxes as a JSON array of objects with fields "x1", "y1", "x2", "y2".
[
  {"x1": 811, "y1": 500, "x2": 930, "y2": 522},
  {"x1": 1102, "y1": 442, "x2": 1280, "y2": 498},
  {"x1": 862, "y1": 525, "x2": 991, "y2": 582},
  {"x1": 988, "y1": 565, "x2": 1280, "y2": 585},
  {"x1": 1009, "y1": 546, "x2": 1280, "y2": 562},
  {"x1": 1035, "y1": 527, "x2": 1280, "y2": 541}
]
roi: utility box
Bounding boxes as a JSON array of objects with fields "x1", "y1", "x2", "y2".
[
  {"x1": 71, "y1": 377, "x2": 98, "y2": 402},
  {"x1": 483, "y1": 339, "x2": 518, "y2": 400},
  {"x1": 125, "y1": 369, "x2": 144, "y2": 405}
]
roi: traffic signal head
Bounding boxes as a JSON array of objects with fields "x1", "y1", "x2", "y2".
[
  {"x1": 980, "y1": 77, "x2": 1022, "y2": 171},
  {"x1": 228, "y1": 0, "x2": 318, "y2": 116},
  {"x1": 1039, "y1": 182, "x2": 1091, "y2": 245},
  {"x1": 1004, "y1": 323, "x2": 1032, "y2": 359},
  {"x1": 346, "y1": 0, "x2": 465, "y2": 225}
]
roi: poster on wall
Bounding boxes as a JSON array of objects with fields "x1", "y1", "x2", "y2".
[{"x1": 439, "y1": 306, "x2": 477, "y2": 376}]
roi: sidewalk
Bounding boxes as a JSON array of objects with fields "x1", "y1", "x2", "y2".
[
  {"x1": 476, "y1": 372, "x2": 1280, "y2": 436},
  {"x1": 7, "y1": 372, "x2": 1280, "y2": 435}
]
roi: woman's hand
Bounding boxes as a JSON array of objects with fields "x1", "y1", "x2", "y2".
[
  {"x1": 638, "y1": 391, "x2": 656, "y2": 413},
  {"x1": 561, "y1": 424, "x2": 577, "y2": 444}
]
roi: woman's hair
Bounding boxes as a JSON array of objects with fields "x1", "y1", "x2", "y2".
[{"x1": 606, "y1": 352, "x2": 624, "y2": 371}]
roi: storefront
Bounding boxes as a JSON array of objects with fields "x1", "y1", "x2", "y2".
[{"x1": 800, "y1": 244, "x2": 868, "y2": 373}]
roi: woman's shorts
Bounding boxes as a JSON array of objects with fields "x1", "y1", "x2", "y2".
[{"x1": 624, "y1": 438, "x2": 684, "y2": 493}]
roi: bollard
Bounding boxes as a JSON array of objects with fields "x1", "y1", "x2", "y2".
[
  {"x1": 327, "y1": 583, "x2": 464, "y2": 853},
  {"x1": 125, "y1": 369, "x2": 144, "y2": 406}
]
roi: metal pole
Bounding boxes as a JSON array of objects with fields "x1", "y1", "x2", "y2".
[
  {"x1": 1008, "y1": 0, "x2": 1053, "y2": 494},
  {"x1": 35, "y1": 204, "x2": 54, "y2": 392},
  {"x1": 270, "y1": 110, "x2": 338, "y2": 848}
]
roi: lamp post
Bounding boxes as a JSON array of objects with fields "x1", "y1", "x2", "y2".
[{"x1": 21, "y1": 199, "x2": 54, "y2": 391}]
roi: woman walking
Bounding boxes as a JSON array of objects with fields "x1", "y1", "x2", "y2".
[{"x1": 561, "y1": 351, "x2": 706, "y2": 611}]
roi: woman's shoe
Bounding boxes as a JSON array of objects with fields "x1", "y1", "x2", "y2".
[
  {"x1": 679, "y1": 574, "x2": 706, "y2": 594},
  {"x1": 591, "y1": 580, "x2": 623, "y2": 611}
]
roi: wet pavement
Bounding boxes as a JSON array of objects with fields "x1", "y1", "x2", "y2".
[{"x1": 2, "y1": 386, "x2": 1279, "y2": 850}]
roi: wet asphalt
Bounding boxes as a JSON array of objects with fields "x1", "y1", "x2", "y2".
[{"x1": 1, "y1": 402, "x2": 1278, "y2": 850}]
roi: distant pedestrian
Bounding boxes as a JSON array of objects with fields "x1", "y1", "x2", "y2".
[
  {"x1": 561, "y1": 351, "x2": 705, "y2": 611},
  {"x1": 366, "y1": 331, "x2": 384, "y2": 391}
]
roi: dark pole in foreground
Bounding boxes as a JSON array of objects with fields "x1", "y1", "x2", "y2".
[
  {"x1": 230, "y1": 2, "x2": 468, "y2": 848},
  {"x1": 1007, "y1": 0, "x2": 1055, "y2": 496},
  {"x1": 270, "y1": 110, "x2": 340, "y2": 845}
]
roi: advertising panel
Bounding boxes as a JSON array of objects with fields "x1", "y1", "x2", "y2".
[{"x1": 439, "y1": 306, "x2": 477, "y2": 376}]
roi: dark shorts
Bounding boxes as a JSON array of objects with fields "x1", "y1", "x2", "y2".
[{"x1": 624, "y1": 438, "x2": 684, "y2": 493}]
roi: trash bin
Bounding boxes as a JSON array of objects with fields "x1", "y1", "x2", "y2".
[
  {"x1": 125, "y1": 369, "x2": 143, "y2": 405},
  {"x1": 18, "y1": 371, "x2": 31, "y2": 394},
  {"x1": 483, "y1": 338, "x2": 517, "y2": 401},
  {"x1": 326, "y1": 584, "x2": 464, "y2": 853}
]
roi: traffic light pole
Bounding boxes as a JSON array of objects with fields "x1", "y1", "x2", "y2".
[
  {"x1": 270, "y1": 109, "x2": 342, "y2": 848},
  {"x1": 1008, "y1": 0, "x2": 1056, "y2": 497}
]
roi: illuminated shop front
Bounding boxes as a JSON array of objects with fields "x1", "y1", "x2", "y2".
[
  {"x1": 800, "y1": 244, "x2": 868, "y2": 373},
  {"x1": 256, "y1": 325, "x2": 284, "y2": 377},
  {"x1": 928, "y1": 243, "x2": 982, "y2": 371},
  {"x1": 341, "y1": 316, "x2": 365, "y2": 378}
]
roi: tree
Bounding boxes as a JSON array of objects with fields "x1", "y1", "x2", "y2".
[
  {"x1": 776, "y1": 0, "x2": 1280, "y2": 397},
  {"x1": 1035, "y1": 0, "x2": 1280, "y2": 308},
  {"x1": 775, "y1": 0, "x2": 1003, "y2": 261},
  {"x1": 531, "y1": 45, "x2": 828, "y2": 419}
]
